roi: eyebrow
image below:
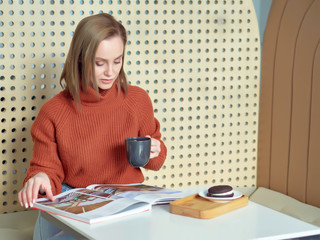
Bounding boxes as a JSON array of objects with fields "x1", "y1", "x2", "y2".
[{"x1": 95, "y1": 55, "x2": 123, "y2": 61}]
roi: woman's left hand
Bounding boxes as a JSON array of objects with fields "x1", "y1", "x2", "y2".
[{"x1": 146, "y1": 135, "x2": 161, "y2": 159}]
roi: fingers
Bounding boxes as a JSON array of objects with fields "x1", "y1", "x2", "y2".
[
  {"x1": 18, "y1": 172, "x2": 54, "y2": 208},
  {"x1": 41, "y1": 183, "x2": 55, "y2": 202},
  {"x1": 146, "y1": 136, "x2": 161, "y2": 159},
  {"x1": 18, "y1": 182, "x2": 28, "y2": 208},
  {"x1": 150, "y1": 152, "x2": 159, "y2": 159},
  {"x1": 18, "y1": 178, "x2": 37, "y2": 208},
  {"x1": 31, "y1": 179, "x2": 42, "y2": 206}
]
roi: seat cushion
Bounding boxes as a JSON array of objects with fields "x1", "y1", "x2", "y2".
[
  {"x1": 0, "y1": 210, "x2": 38, "y2": 240},
  {"x1": 250, "y1": 187, "x2": 320, "y2": 227}
]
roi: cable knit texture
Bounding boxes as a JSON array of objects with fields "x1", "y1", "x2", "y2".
[{"x1": 23, "y1": 83, "x2": 167, "y2": 196}]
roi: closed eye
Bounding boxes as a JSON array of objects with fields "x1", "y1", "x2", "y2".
[
  {"x1": 114, "y1": 57, "x2": 122, "y2": 65},
  {"x1": 96, "y1": 61, "x2": 104, "y2": 66}
]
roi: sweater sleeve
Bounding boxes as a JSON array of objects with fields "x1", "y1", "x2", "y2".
[
  {"x1": 23, "y1": 102, "x2": 65, "y2": 196},
  {"x1": 143, "y1": 117, "x2": 167, "y2": 171},
  {"x1": 133, "y1": 87, "x2": 167, "y2": 171}
]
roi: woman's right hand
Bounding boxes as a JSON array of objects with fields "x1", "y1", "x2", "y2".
[{"x1": 18, "y1": 172, "x2": 55, "y2": 208}]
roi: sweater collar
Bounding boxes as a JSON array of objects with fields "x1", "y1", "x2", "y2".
[{"x1": 79, "y1": 81, "x2": 118, "y2": 105}]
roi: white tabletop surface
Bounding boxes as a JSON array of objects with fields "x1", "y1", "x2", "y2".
[{"x1": 42, "y1": 187, "x2": 320, "y2": 240}]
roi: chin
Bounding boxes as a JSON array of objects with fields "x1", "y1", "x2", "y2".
[
  {"x1": 99, "y1": 85, "x2": 112, "y2": 90},
  {"x1": 98, "y1": 82, "x2": 114, "y2": 90}
]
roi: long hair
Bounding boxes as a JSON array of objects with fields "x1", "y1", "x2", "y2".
[{"x1": 60, "y1": 13, "x2": 128, "y2": 106}]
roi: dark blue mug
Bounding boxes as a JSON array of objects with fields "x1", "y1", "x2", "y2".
[{"x1": 125, "y1": 137, "x2": 151, "y2": 167}]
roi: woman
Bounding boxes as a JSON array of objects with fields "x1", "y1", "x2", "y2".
[{"x1": 18, "y1": 13, "x2": 167, "y2": 239}]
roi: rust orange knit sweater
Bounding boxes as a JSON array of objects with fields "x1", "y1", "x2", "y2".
[{"x1": 23, "y1": 83, "x2": 167, "y2": 196}]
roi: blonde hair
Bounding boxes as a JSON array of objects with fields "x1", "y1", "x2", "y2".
[{"x1": 60, "y1": 13, "x2": 128, "y2": 105}]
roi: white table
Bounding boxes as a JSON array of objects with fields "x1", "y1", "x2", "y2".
[{"x1": 42, "y1": 187, "x2": 320, "y2": 240}]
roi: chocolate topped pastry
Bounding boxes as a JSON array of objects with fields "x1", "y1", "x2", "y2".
[{"x1": 207, "y1": 185, "x2": 234, "y2": 198}]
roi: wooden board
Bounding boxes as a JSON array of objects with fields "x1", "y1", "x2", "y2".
[{"x1": 169, "y1": 194, "x2": 248, "y2": 219}]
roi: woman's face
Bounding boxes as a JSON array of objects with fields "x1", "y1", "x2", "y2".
[{"x1": 94, "y1": 36, "x2": 124, "y2": 90}]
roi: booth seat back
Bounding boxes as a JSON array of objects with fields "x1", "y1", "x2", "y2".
[{"x1": 257, "y1": 0, "x2": 320, "y2": 208}]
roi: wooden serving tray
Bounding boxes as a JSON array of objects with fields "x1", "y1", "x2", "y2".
[{"x1": 169, "y1": 194, "x2": 248, "y2": 219}]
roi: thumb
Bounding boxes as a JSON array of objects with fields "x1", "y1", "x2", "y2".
[
  {"x1": 46, "y1": 189, "x2": 56, "y2": 202},
  {"x1": 41, "y1": 184, "x2": 56, "y2": 202}
]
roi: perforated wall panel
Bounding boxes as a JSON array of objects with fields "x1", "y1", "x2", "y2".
[{"x1": 0, "y1": 0, "x2": 260, "y2": 213}]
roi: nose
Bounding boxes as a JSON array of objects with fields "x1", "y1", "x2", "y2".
[{"x1": 104, "y1": 64, "x2": 113, "y2": 76}]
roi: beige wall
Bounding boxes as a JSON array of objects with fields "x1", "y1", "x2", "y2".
[{"x1": 0, "y1": 1, "x2": 260, "y2": 213}]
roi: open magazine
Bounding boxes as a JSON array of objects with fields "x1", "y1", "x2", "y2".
[{"x1": 33, "y1": 183, "x2": 181, "y2": 224}]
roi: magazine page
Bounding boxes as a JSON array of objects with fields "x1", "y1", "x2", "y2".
[
  {"x1": 87, "y1": 183, "x2": 182, "y2": 204},
  {"x1": 33, "y1": 188, "x2": 151, "y2": 224}
]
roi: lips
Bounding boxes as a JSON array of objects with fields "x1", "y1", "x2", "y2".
[{"x1": 101, "y1": 79, "x2": 113, "y2": 84}]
